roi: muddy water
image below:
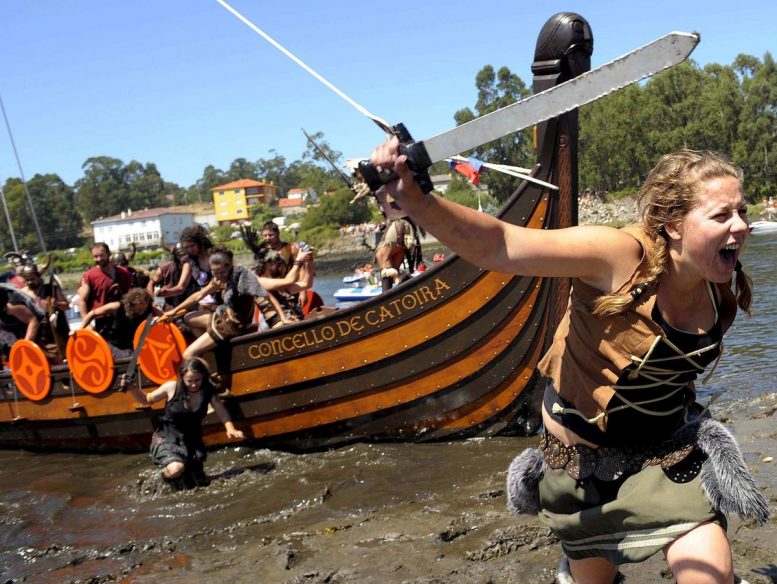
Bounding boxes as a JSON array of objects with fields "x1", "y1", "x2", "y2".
[
  {"x1": 2, "y1": 236, "x2": 777, "y2": 583},
  {"x1": 2, "y1": 437, "x2": 554, "y2": 583}
]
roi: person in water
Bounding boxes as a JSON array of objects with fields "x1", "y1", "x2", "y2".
[
  {"x1": 370, "y1": 139, "x2": 767, "y2": 584},
  {"x1": 127, "y1": 357, "x2": 244, "y2": 483}
]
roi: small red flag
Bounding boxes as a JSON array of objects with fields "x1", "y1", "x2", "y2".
[{"x1": 449, "y1": 158, "x2": 483, "y2": 185}]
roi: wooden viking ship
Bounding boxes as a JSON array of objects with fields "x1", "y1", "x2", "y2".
[{"x1": 0, "y1": 13, "x2": 591, "y2": 453}]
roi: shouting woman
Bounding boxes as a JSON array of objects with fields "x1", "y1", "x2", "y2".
[{"x1": 370, "y1": 139, "x2": 767, "y2": 584}]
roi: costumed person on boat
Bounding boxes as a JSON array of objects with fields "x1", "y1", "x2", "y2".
[
  {"x1": 125, "y1": 357, "x2": 244, "y2": 485},
  {"x1": 156, "y1": 225, "x2": 214, "y2": 337},
  {"x1": 146, "y1": 241, "x2": 190, "y2": 311},
  {"x1": 161, "y1": 245, "x2": 283, "y2": 359},
  {"x1": 260, "y1": 220, "x2": 298, "y2": 266},
  {"x1": 111, "y1": 242, "x2": 150, "y2": 289},
  {"x1": 374, "y1": 213, "x2": 424, "y2": 292},
  {"x1": 1, "y1": 250, "x2": 48, "y2": 288},
  {"x1": 0, "y1": 283, "x2": 45, "y2": 363},
  {"x1": 78, "y1": 287, "x2": 163, "y2": 359},
  {"x1": 19, "y1": 263, "x2": 70, "y2": 363},
  {"x1": 76, "y1": 243, "x2": 132, "y2": 335},
  {"x1": 345, "y1": 159, "x2": 424, "y2": 292},
  {"x1": 253, "y1": 247, "x2": 314, "y2": 324},
  {"x1": 241, "y1": 224, "x2": 321, "y2": 323},
  {"x1": 370, "y1": 140, "x2": 769, "y2": 584}
]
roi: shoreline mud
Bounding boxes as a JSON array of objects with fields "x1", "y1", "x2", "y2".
[
  {"x1": 214, "y1": 398, "x2": 777, "y2": 584},
  {"x1": 5, "y1": 395, "x2": 773, "y2": 583},
  {"x1": 179, "y1": 398, "x2": 777, "y2": 583}
]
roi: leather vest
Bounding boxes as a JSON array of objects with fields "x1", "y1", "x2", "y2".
[{"x1": 537, "y1": 225, "x2": 738, "y2": 432}]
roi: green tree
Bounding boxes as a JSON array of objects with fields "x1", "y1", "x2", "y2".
[
  {"x1": 75, "y1": 156, "x2": 128, "y2": 222},
  {"x1": 580, "y1": 60, "x2": 749, "y2": 195},
  {"x1": 641, "y1": 63, "x2": 706, "y2": 154},
  {"x1": 225, "y1": 157, "x2": 258, "y2": 182},
  {"x1": 1, "y1": 174, "x2": 83, "y2": 252},
  {"x1": 297, "y1": 132, "x2": 351, "y2": 194},
  {"x1": 692, "y1": 63, "x2": 743, "y2": 153},
  {"x1": 75, "y1": 157, "x2": 171, "y2": 222},
  {"x1": 125, "y1": 161, "x2": 166, "y2": 211},
  {"x1": 733, "y1": 53, "x2": 777, "y2": 200},
  {"x1": 292, "y1": 161, "x2": 341, "y2": 195},
  {"x1": 453, "y1": 65, "x2": 533, "y2": 202},
  {"x1": 164, "y1": 181, "x2": 188, "y2": 205},
  {"x1": 580, "y1": 84, "x2": 650, "y2": 192},
  {"x1": 441, "y1": 174, "x2": 497, "y2": 212},
  {"x1": 249, "y1": 203, "x2": 277, "y2": 228},
  {"x1": 301, "y1": 188, "x2": 371, "y2": 231},
  {"x1": 256, "y1": 152, "x2": 293, "y2": 195},
  {"x1": 195, "y1": 164, "x2": 227, "y2": 195}
]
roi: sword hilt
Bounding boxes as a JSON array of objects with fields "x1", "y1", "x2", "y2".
[{"x1": 358, "y1": 123, "x2": 434, "y2": 195}]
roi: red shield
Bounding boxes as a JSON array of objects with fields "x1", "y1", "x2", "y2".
[
  {"x1": 65, "y1": 329, "x2": 114, "y2": 394},
  {"x1": 9, "y1": 340, "x2": 52, "y2": 401},
  {"x1": 136, "y1": 321, "x2": 187, "y2": 385}
]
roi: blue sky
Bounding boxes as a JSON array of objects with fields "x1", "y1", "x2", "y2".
[{"x1": 1, "y1": 0, "x2": 774, "y2": 190}]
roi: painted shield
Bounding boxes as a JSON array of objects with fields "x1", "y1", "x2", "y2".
[
  {"x1": 9, "y1": 340, "x2": 52, "y2": 401},
  {"x1": 66, "y1": 329, "x2": 114, "y2": 394},
  {"x1": 136, "y1": 321, "x2": 186, "y2": 385}
]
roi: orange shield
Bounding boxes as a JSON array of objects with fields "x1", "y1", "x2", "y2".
[
  {"x1": 9, "y1": 340, "x2": 52, "y2": 401},
  {"x1": 136, "y1": 321, "x2": 187, "y2": 385},
  {"x1": 66, "y1": 329, "x2": 114, "y2": 394}
]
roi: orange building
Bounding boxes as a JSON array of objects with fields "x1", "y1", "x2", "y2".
[{"x1": 210, "y1": 179, "x2": 277, "y2": 224}]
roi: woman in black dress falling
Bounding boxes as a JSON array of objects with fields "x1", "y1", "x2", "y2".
[{"x1": 128, "y1": 357, "x2": 244, "y2": 484}]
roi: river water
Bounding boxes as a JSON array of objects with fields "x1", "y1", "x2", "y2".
[{"x1": 2, "y1": 236, "x2": 777, "y2": 583}]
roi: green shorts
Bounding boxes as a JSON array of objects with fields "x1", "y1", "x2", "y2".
[{"x1": 538, "y1": 448, "x2": 726, "y2": 564}]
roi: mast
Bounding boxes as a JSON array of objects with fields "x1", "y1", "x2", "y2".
[
  {"x1": 0, "y1": 93, "x2": 47, "y2": 252},
  {"x1": 0, "y1": 183, "x2": 19, "y2": 251}
]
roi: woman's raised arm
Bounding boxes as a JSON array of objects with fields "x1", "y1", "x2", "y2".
[{"x1": 370, "y1": 137, "x2": 642, "y2": 293}]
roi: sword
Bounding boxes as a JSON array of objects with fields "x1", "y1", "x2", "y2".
[
  {"x1": 358, "y1": 31, "x2": 700, "y2": 193},
  {"x1": 117, "y1": 313, "x2": 155, "y2": 392}
]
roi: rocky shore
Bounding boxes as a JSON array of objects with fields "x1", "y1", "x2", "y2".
[{"x1": 578, "y1": 195, "x2": 639, "y2": 226}]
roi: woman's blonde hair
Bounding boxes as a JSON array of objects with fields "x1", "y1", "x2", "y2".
[{"x1": 592, "y1": 150, "x2": 751, "y2": 317}]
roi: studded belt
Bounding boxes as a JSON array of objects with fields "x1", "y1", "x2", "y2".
[{"x1": 540, "y1": 431, "x2": 695, "y2": 481}]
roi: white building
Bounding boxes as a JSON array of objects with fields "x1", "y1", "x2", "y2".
[
  {"x1": 91, "y1": 207, "x2": 195, "y2": 252},
  {"x1": 286, "y1": 187, "x2": 318, "y2": 203}
]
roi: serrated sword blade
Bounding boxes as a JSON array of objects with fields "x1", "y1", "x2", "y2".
[{"x1": 421, "y1": 31, "x2": 699, "y2": 163}]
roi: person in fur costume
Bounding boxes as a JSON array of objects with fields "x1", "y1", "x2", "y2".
[{"x1": 370, "y1": 141, "x2": 769, "y2": 584}]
